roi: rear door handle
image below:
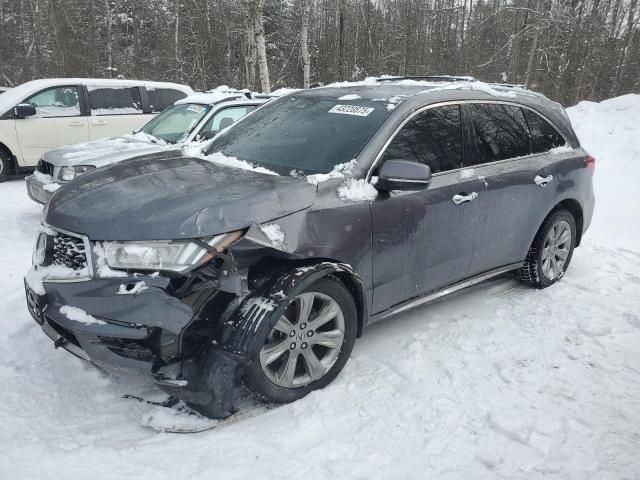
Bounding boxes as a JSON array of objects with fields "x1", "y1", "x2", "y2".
[
  {"x1": 452, "y1": 192, "x2": 478, "y2": 205},
  {"x1": 534, "y1": 174, "x2": 553, "y2": 187},
  {"x1": 92, "y1": 119, "x2": 107, "y2": 126},
  {"x1": 68, "y1": 121, "x2": 84, "y2": 127}
]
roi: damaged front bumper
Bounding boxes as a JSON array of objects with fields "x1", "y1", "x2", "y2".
[{"x1": 24, "y1": 271, "x2": 239, "y2": 416}]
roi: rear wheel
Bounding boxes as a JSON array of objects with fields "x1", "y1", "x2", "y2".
[
  {"x1": 245, "y1": 276, "x2": 357, "y2": 403},
  {"x1": 516, "y1": 209, "x2": 576, "y2": 288},
  {"x1": 0, "y1": 149, "x2": 14, "y2": 182}
]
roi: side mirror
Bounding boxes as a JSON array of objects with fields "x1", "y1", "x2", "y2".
[
  {"x1": 376, "y1": 159, "x2": 432, "y2": 191},
  {"x1": 14, "y1": 103, "x2": 37, "y2": 119}
]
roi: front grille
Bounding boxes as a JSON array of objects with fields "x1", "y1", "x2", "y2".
[
  {"x1": 51, "y1": 232, "x2": 88, "y2": 271},
  {"x1": 99, "y1": 336, "x2": 154, "y2": 362},
  {"x1": 37, "y1": 159, "x2": 54, "y2": 176}
]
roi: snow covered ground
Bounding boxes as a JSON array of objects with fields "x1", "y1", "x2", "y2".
[{"x1": 1, "y1": 95, "x2": 639, "y2": 479}]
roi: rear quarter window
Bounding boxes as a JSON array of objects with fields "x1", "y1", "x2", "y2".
[
  {"x1": 88, "y1": 86, "x2": 143, "y2": 116},
  {"x1": 148, "y1": 88, "x2": 188, "y2": 113},
  {"x1": 523, "y1": 109, "x2": 566, "y2": 153}
]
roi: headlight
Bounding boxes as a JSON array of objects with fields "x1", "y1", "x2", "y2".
[
  {"x1": 32, "y1": 233, "x2": 47, "y2": 266},
  {"x1": 103, "y1": 230, "x2": 243, "y2": 273},
  {"x1": 60, "y1": 165, "x2": 96, "y2": 181}
]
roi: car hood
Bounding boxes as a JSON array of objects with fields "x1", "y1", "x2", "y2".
[
  {"x1": 43, "y1": 134, "x2": 175, "y2": 170},
  {"x1": 45, "y1": 152, "x2": 318, "y2": 241}
]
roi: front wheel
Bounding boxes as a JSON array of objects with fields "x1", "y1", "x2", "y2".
[
  {"x1": 0, "y1": 150, "x2": 14, "y2": 183},
  {"x1": 516, "y1": 209, "x2": 577, "y2": 288},
  {"x1": 245, "y1": 276, "x2": 357, "y2": 403}
]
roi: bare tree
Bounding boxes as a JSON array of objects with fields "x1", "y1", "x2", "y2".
[
  {"x1": 248, "y1": 0, "x2": 270, "y2": 93},
  {"x1": 301, "y1": 0, "x2": 311, "y2": 88}
]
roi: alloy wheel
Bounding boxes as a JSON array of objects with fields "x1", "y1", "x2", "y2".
[
  {"x1": 259, "y1": 291, "x2": 345, "y2": 389},
  {"x1": 541, "y1": 219, "x2": 572, "y2": 280}
]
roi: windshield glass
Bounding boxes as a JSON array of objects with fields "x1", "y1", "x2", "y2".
[
  {"x1": 140, "y1": 103, "x2": 211, "y2": 143},
  {"x1": 204, "y1": 95, "x2": 391, "y2": 175}
]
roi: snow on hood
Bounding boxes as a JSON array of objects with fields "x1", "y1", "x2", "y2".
[{"x1": 43, "y1": 132, "x2": 174, "y2": 169}]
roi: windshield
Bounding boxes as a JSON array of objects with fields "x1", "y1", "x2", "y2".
[
  {"x1": 140, "y1": 103, "x2": 211, "y2": 143},
  {"x1": 204, "y1": 95, "x2": 391, "y2": 175}
]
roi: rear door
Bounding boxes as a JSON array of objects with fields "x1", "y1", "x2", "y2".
[
  {"x1": 370, "y1": 104, "x2": 483, "y2": 313},
  {"x1": 464, "y1": 103, "x2": 564, "y2": 275},
  {"x1": 86, "y1": 84, "x2": 147, "y2": 139},
  {"x1": 14, "y1": 85, "x2": 89, "y2": 166}
]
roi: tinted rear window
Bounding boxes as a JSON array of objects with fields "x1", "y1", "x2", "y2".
[
  {"x1": 205, "y1": 96, "x2": 391, "y2": 175},
  {"x1": 88, "y1": 86, "x2": 143, "y2": 115},
  {"x1": 380, "y1": 105, "x2": 462, "y2": 173},
  {"x1": 468, "y1": 103, "x2": 530, "y2": 165},
  {"x1": 148, "y1": 88, "x2": 187, "y2": 113},
  {"x1": 523, "y1": 109, "x2": 566, "y2": 153}
]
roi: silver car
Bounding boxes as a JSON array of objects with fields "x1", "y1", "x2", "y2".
[{"x1": 26, "y1": 90, "x2": 269, "y2": 204}]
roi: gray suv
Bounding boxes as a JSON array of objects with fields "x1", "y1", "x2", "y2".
[{"x1": 25, "y1": 78, "x2": 595, "y2": 418}]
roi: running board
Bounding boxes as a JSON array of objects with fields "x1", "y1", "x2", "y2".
[{"x1": 374, "y1": 262, "x2": 523, "y2": 321}]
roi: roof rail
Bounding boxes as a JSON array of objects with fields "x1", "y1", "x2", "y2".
[
  {"x1": 490, "y1": 82, "x2": 527, "y2": 89},
  {"x1": 376, "y1": 75, "x2": 476, "y2": 83}
]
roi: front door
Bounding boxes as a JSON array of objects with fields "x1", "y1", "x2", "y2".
[
  {"x1": 370, "y1": 104, "x2": 482, "y2": 314},
  {"x1": 14, "y1": 85, "x2": 89, "y2": 166}
]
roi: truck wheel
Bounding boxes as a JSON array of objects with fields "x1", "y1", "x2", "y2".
[
  {"x1": 245, "y1": 276, "x2": 357, "y2": 403},
  {"x1": 516, "y1": 209, "x2": 576, "y2": 288},
  {"x1": 0, "y1": 149, "x2": 14, "y2": 182}
]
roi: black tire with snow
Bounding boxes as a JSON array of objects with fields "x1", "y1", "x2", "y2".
[
  {"x1": 245, "y1": 276, "x2": 357, "y2": 403},
  {"x1": 516, "y1": 209, "x2": 577, "y2": 288},
  {"x1": 0, "y1": 149, "x2": 14, "y2": 182}
]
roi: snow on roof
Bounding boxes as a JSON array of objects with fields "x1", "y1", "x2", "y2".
[
  {"x1": 0, "y1": 78, "x2": 193, "y2": 115},
  {"x1": 322, "y1": 75, "x2": 541, "y2": 100}
]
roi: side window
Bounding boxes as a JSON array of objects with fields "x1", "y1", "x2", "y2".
[
  {"x1": 25, "y1": 86, "x2": 81, "y2": 118},
  {"x1": 148, "y1": 88, "x2": 188, "y2": 113},
  {"x1": 523, "y1": 109, "x2": 565, "y2": 153},
  {"x1": 88, "y1": 86, "x2": 143, "y2": 115},
  {"x1": 380, "y1": 105, "x2": 463, "y2": 174},
  {"x1": 468, "y1": 103, "x2": 530, "y2": 165},
  {"x1": 200, "y1": 106, "x2": 256, "y2": 138}
]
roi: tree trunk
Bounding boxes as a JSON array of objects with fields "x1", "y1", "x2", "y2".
[
  {"x1": 300, "y1": 0, "x2": 311, "y2": 88},
  {"x1": 104, "y1": 0, "x2": 113, "y2": 77},
  {"x1": 249, "y1": 0, "x2": 270, "y2": 93}
]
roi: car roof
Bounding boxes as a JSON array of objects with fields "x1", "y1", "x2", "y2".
[
  {"x1": 176, "y1": 90, "x2": 270, "y2": 107},
  {"x1": 291, "y1": 77, "x2": 576, "y2": 146}
]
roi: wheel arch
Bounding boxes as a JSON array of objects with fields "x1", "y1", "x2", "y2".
[
  {"x1": 0, "y1": 141, "x2": 16, "y2": 173},
  {"x1": 550, "y1": 198, "x2": 584, "y2": 246}
]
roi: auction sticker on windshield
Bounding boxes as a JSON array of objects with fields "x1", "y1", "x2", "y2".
[{"x1": 328, "y1": 104, "x2": 375, "y2": 117}]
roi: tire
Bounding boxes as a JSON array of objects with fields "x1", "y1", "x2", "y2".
[
  {"x1": 245, "y1": 276, "x2": 357, "y2": 403},
  {"x1": 516, "y1": 209, "x2": 577, "y2": 288},
  {"x1": 0, "y1": 149, "x2": 14, "y2": 183}
]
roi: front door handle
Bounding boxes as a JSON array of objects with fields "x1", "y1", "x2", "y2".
[
  {"x1": 92, "y1": 119, "x2": 107, "y2": 126},
  {"x1": 534, "y1": 174, "x2": 553, "y2": 187},
  {"x1": 452, "y1": 192, "x2": 478, "y2": 205},
  {"x1": 68, "y1": 121, "x2": 84, "y2": 127}
]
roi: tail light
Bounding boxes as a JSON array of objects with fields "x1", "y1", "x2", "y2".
[{"x1": 586, "y1": 155, "x2": 596, "y2": 175}]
